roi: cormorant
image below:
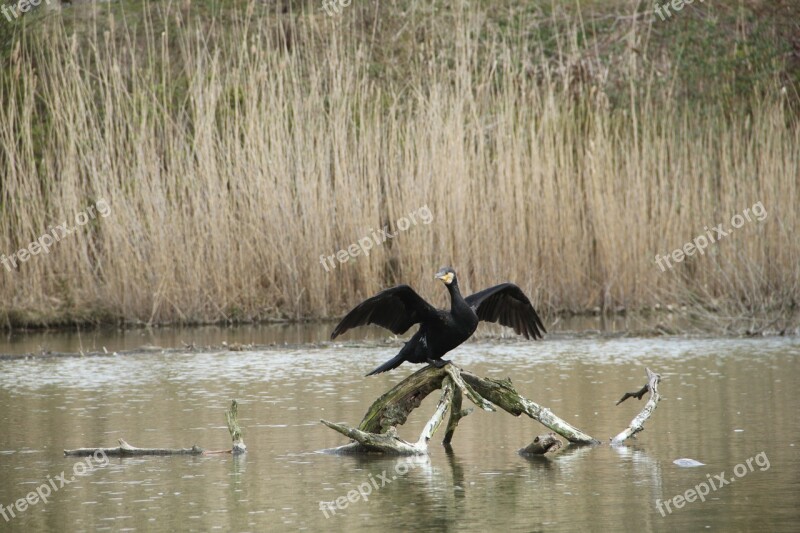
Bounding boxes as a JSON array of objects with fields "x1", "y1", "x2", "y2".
[{"x1": 331, "y1": 267, "x2": 546, "y2": 375}]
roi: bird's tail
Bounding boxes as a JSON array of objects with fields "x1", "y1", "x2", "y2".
[{"x1": 366, "y1": 353, "x2": 406, "y2": 376}]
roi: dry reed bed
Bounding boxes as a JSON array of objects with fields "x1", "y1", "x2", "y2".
[{"x1": 0, "y1": 7, "x2": 797, "y2": 330}]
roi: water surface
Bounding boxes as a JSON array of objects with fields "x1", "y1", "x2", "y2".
[{"x1": 0, "y1": 330, "x2": 798, "y2": 531}]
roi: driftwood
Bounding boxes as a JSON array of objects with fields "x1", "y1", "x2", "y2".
[
  {"x1": 460, "y1": 372, "x2": 596, "y2": 443},
  {"x1": 321, "y1": 365, "x2": 593, "y2": 454},
  {"x1": 322, "y1": 364, "x2": 664, "y2": 454},
  {"x1": 519, "y1": 433, "x2": 563, "y2": 455},
  {"x1": 224, "y1": 399, "x2": 247, "y2": 454},
  {"x1": 611, "y1": 368, "x2": 662, "y2": 445},
  {"x1": 443, "y1": 385, "x2": 472, "y2": 445},
  {"x1": 64, "y1": 400, "x2": 246, "y2": 457},
  {"x1": 64, "y1": 439, "x2": 204, "y2": 457},
  {"x1": 322, "y1": 376, "x2": 456, "y2": 455}
]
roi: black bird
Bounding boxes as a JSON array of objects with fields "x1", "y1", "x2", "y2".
[{"x1": 331, "y1": 267, "x2": 546, "y2": 375}]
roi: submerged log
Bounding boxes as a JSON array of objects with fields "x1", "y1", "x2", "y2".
[
  {"x1": 519, "y1": 433, "x2": 563, "y2": 455},
  {"x1": 64, "y1": 439, "x2": 204, "y2": 457},
  {"x1": 64, "y1": 400, "x2": 246, "y2": 457}
]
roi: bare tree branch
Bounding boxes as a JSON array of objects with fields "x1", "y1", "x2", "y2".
[{"x1": 611, "y1": 368, "x2": 662, "y2": 445}]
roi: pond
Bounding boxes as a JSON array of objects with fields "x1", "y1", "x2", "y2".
[{"x1": 0, "y1": 325, "x2": 798, "y2": 531}]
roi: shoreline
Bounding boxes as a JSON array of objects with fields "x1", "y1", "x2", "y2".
[
  {"x1": 1, "y1": 315, "x2": 796, "y2": 360},
  {"x1": 2, "y1": 303, "x2": 794, "y2": 330}
]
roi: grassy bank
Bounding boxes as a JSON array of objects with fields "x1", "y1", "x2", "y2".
[{"x1": 0, "y1": 1, "x2": 798, "y2": 332}]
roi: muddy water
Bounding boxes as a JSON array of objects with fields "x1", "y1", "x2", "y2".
[{"x1": 0, "y1": 326, "x2": 798, "y2": 532}]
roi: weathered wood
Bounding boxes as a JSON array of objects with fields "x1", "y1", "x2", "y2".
[
  {"x1": 616, "y1": 383, "x2": 650, "y2": 405},
  {"x1": 444, "y1": 365, "x2": 494, "y2": 412},
  {"x1": 323, "y1": 364, "x2": 603, "y2": 453},
  {"x1": 357, "y1": 366, "x2": 449, "y2": 433},
  {"x1": 226, "y1": 400, "x2": 247, "y2": 455},
  {"x1": 611, "y1": 368, "x2": 662, "y2": 445},
  {"x1": 443, "y1": 386, "x2": 473, "y2": 445},
  {"x1": 323, "y1": 364, "x2": 664, "y2": 454},
  {"x1": 64, "y1": 400, "x2": 246, "y2": 456},
  {"x1": 322, "y1": 377, "x2": 456, "y2": 455},
  {"x1": 519, "y1": 433, "x2": 563, "y2": 455},
  {"x1": 65, "y1": 438, "x2": 204, "y2": 457},
  {"x1": 461, "y1": 372, "x2": 599, "y2": 444},
  {"x1": 321, "y1": 422, "x2": 425, "y2": 455},
  {"x1": 414, "y1": 376, "x2": 455, "y2": 448}
]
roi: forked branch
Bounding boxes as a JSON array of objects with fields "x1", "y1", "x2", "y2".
[
  {"x1": 322, "y1": 364, "x2": 619, "y2": 455},
  {"x1": 611, "y1": 368, "x2": 662, "y2": 445}
]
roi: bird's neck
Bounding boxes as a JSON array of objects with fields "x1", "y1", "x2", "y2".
[{"x1": 446, "y1": 282, "x2": 468, "y2": 313}]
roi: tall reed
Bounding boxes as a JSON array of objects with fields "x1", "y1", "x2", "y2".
[{"x1": 0, "y1": 2, "x2": 797, "y2": 330}]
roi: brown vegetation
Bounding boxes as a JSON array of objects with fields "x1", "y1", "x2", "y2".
[{"x1": 0, "y1": 2, "x2": 797, "y2": 331}]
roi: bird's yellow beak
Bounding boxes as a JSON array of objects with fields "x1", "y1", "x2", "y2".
[{"x1": 436, "y1": 271, "x2": 454, "y2": 285}]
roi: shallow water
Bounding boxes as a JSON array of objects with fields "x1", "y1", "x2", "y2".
[{"x1": 0, "y1": 330, "x2": 798, "y2": 532}]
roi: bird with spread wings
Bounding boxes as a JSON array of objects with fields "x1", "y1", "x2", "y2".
[{"x1": 331, "y1": 267, "x2": 546, "y2": 375}]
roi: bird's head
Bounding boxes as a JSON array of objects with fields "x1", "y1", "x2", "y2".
[{"x1": 435, "y1": 266, "x2": 456, "y2": 286}]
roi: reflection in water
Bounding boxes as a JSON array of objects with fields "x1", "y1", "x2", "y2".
[
  {"x1": 612, "y1": 445, "x2": 665, "y2": 517},
  {"x1": 0, "y1": 333, "x2": 798, "y2": 531},
  {"x1": 231, "y1": 453, "x2": 247, "y2": 482},
  {"x1": 444, "y1": 447, "x2": 467, "y2": 500}
]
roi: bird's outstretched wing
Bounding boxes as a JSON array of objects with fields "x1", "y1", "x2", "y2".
[
  {"x1": 331, "y1": 285, "x2": 438, "y2": 339},
  {"x1": 465, "y1": 283, "x2": 546, "y2": 340}
]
